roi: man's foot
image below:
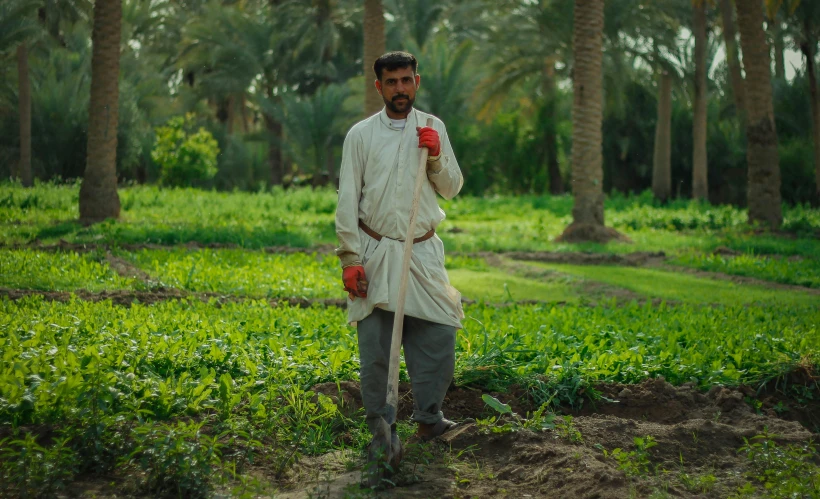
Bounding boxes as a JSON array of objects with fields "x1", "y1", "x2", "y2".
[
  {"x1": 364, "y1": 432, "x2": 390, "y2": 488},
  {"x1": 364, "y1": 428, "x2": 403, "y2": 488},
  {"x1": 389, "y1": 431, "x2": 404, "y2": 472},
  {"x1": 416, "y1": 418, "x2": 459, "y2": 442}
]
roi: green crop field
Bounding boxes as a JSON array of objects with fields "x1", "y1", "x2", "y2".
[{"x1": 2, "y1": 183, "x2": 819, "y2": 498}]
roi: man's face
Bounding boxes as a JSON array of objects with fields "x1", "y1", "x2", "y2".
[{"x1": 375, "y1": 66, "x2": 421, "y2": 117}]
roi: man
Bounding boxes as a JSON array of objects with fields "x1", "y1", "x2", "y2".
[{"x1": 334, "y1": 51, "x2": 464, "y2": 481}]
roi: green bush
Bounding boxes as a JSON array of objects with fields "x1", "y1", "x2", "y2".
[
  {"x1": 0, "y1": 433, "x2": 77, "y2": 498},
  {"x1": 128, "y1": 421, "x2": 223, "y2": 498},
  {"x1": 780, "y1": 139, "x2": 819, "y2": 208},
  {"x1": 151, "y1": 115, "x2": 220, "y2": 188}
]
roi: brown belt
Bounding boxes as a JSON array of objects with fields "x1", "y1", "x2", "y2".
[{"x1": 359, "y1": 219, "x2": 435, "y2": 244}]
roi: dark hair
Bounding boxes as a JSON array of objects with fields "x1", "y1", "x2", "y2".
[{"x1": 373, "y1": 51, "x2": 417, "y2": 80}]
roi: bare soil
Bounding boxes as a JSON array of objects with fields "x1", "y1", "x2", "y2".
[
  {"x1": 276, "y1": 376, "x2": 819, "y2": 498},
  {"x1": 503, "y1": 250, "x2": 667, "y2": 267},
  {"x1": 103, "y1": 253, "x2": 155, "y2": 282}
]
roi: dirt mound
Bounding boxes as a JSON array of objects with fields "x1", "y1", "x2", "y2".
[
  {"x1": 291, "y1": 377, "x2": 818, "y2": 498},
  {"x1": 505, "y1": 250, "x2": 666, "y2": 266},
  {"x1": 310, "y1": 376, "x2": 820, "y2": 436},
  {"x1": 104, "y1": 254, "x2": 154, "y2": 282}
]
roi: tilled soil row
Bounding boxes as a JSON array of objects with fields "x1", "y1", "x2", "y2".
[{"x1": 275, "y1": 375, "x2": 819, "y2": 498}]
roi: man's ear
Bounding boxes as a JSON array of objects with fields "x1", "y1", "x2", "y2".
[
  {"x1": 374, "y1": 79, "x2": 382, "y2": 96},
  {"x1": 415, "y1": 73, "x2": 421, "y2": 89}
]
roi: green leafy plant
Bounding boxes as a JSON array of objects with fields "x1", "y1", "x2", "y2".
[
  {"x1": 555, "y1": 415, "x2": 583, "y2": 443},
  {"x1": 672, "y1": 251, "x2": 820, "y2": 289},
  {"x1": 602, "y1": 435, "x2": 657, "y2": 477},
  {"x1": 738, "y1": 431, "x2": 820, "y2": 498},
  {"x1": 476, "y1": 394, "x2": 556, "y2": 435},
  {"x1": 152, "y1": 114, "x2": 219, "y2": 188},
  {"x1": 128, "y1": 420, "x2": 224, "y2": 498},
  {"x1": 522, "y1": 402, "x2": 556, "y2": 431},
  {"x1": 475, "y1": 394, "x2": 517, "y2": 434},
  {"x1": 0, "y1": 433, "x2": 77, "y2": 498},
  {"x1": 677, "y1": 455, "x2": 716, "y2": 494}
]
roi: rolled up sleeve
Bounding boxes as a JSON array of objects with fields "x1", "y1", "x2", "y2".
[{"x1": 426, "y1": 123, "x2": 463, "y2": 200}]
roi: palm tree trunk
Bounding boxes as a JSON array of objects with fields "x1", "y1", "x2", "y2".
[
  {"x1": 265, "y1": 114, "x2": 285, "y2": 186},
  {"x1": 17, "y1": 43, "x2": 32, "y2": 187},
  {"x1": 363, "y1": 0, "x2": 385, "y2": 116},
  {"x1": 558, "y1": 0, "x2": 626, "y2": 243},
  {"x1": 240, "y1": 94, "x2": 250, "y2": 133},
  {"x1": 226, "y1": 95, "x2": 234, "y2": 134},
  {"x1": 692, "y1": 0, "x2": 709, "y2": 201},
  {"x1": 719, "y1": 0, "x2": 746, "y2": 124},
  {"x1": 801, "y1": 28, "x2": 820, "y2": 206},
  {"x1": 79, "y1": 0, "x2": 121, "y2": 223},
  {"x1": 768, "y1": 15, "x2": 786, "y2": 81},
  {"x1": 735, "y1": 0, "x2": 782, "y2": 228},
  {"x1": 326, "y1": 144, "x2": 337, "y2": 188},
  {"x1": 652, "y1": 72, "x2": 672, "y2": 202},
  {"x1": 543, "y1": 58, "x2": 563, "y2": 195}
]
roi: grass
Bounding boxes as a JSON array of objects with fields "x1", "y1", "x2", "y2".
[
  {"x1": 448, "y1": 267, "x2": 579, "y2": 304},
  {"x1": 120, "y1": 248, "x2": 341, "y2": 298},
  {"x1": 3, "y1": 183, "x2": 819, "y2": 258},
  {"x1": 4, "y1": 246, "x2": 819, "y2": 309},
  {"x1": 671, "y1": 252, "x2": 820, "y2": 289},
  {"x1": 0, "y1": 250, "x2": 141, "y2": 292},
  {"x1": 520, "y1": 261, "x2": 820, "y2": 307}
]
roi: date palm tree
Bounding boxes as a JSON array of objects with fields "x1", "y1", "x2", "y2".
[
  {"x1": 363, "y1": 0, "x2": 385, "y2": 115},
  {"x1": 692, "y1": 0, "x2": 709, "y2": 200},
  {"x1": 1, "y1": 0, "x2": 41, "y2": 186},
  {"x1": 79, "y1": 0, "x2": 122, "y2": 223},
  {"x1": 559, "y1": 0, "x2": 626, "y2": 243},
  {"x1": 735, "y1": 0, "x2": 782, "y2": 228}
]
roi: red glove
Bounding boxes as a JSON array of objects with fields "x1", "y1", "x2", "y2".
[
  {"x1": 342, "y1": 265, "x2": 368, "y2": 299},
  {"x1": 416, "y1": 126, "x2": 441, "y2": 157}
]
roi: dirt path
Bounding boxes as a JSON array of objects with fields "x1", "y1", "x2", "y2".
[
  {"x1": 275, "y1": 377, "x2": 819, "y2": 498},
  {"x1": 502, "y1": 250, "x2": 667, "y2": 267},
  {"x1": 103, "y1": 253, "x2": 155, "y2": 282}
]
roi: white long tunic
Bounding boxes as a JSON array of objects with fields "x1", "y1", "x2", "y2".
[{"x1": 335, "y1": 107, "x2": 464, "y2": 328}]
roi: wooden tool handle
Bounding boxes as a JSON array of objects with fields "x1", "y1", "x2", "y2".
[{"x1": 385, "y1": 117, "x2": 434, "y2": 423}]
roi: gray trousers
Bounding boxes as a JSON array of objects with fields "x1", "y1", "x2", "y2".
[{"x1": 357, "y1": 307, "x2": 456, "y2": 434}]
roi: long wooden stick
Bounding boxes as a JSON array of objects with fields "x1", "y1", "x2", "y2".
[{"x1": 384, "y1": 116, "x2": 434, "y2": 425}]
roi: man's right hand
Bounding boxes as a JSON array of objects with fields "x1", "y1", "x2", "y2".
[{"x1": 343, "y1": 265, "x2": 368, "y2": 300}]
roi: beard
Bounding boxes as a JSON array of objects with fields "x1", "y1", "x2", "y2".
[{"x1": 384, "y1": 93, "x2": 415, "y2": 115}]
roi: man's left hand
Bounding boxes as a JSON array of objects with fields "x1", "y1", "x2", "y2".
[{"x1": 416, "y1": 126, "x2": 441, "y2": 157}]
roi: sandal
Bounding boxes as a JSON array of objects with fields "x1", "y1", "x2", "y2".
[{"x1": 416, "y1": 418, "x2": 459, "y2": 442}]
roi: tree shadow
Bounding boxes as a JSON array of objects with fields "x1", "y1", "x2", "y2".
[{"x1": 35, "y1": 221, "x2": 83, "y2": 241}]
